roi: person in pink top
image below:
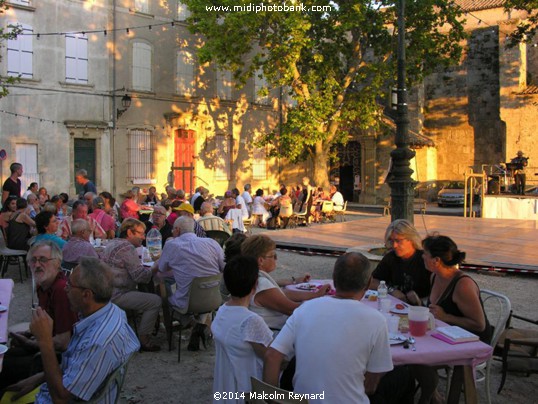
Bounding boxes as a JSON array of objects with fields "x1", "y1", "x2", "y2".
[
  {"x1": 89, "y1": 196, "x2": 116, "y2": 239},
  {"x1": 119, "y1": 190, "x2": 141, "y2": 220}
]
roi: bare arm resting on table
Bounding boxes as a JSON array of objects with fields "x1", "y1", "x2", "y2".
[{"x1": 254, "y1": 288, "x2": 300, "y2": 316}]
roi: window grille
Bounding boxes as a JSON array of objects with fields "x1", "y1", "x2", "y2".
[{"x1": 128, "y1": 129, "x2": 155, "y2": 184}]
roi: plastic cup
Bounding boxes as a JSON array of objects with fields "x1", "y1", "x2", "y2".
[{"x1": 385, "y1": 315, "x2": 400, "y2": 333}]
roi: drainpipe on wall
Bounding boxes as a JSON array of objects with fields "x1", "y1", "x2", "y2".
[{"x1": 111, "y1": 0, "x2": 117, "y2": 196}]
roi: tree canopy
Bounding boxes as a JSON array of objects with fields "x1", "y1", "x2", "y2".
[
  {"x1": 504, "y1": 0, "x2": 538, "y2": 45},
  {"x1": 184, "y1": 0, "x2": 466, "y2": 186}
]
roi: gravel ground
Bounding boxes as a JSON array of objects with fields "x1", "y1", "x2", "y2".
[{"x1": 4, "y1": 213, "x2": 538, "y2": 403}]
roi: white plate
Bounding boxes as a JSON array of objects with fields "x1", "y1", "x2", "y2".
[
  {"x1": 364, "y1": 290, "x2": 379, "y2": 298},
  {"x1": 0, "y1": 344, "x2": 8, "y2": 354},
  {"x1": 388, "y1": 333, "x2": 407, "y2": 345},
  {"x1": 390, "y1": 304, "x2": 409, "y2": 315},
  {"x1": 295, "y1": 283, "x2": 319, "y2": 291},
  {"x1": 0, "y1": 305, "x2": 7, "y2": 313}
]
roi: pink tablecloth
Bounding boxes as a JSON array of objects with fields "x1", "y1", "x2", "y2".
[
  {"x1": 287, "y1": 280, "x2": 493, "y2": 368},
  {"x1": 361, "y1": 296, "x2": 493, "y2": 368},
  {"x1": 0, "y1": 278, "x2": 15, "y2": 371}
]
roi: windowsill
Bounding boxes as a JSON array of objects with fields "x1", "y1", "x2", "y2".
[
  {"x1": 129, "y1": 9, "x2": 154, "y2": 18},
  {"x1": 59, "y1": 81, "x2": 95, "y2": 89},
  {"x1": 6, "y1": 2, "x2": 36, "y2": 12},
  {"x1": 131, "y1": 89, "x2": 155, "y2": 95},
  {"x1": 8, "y1": 76, "x2": 41, "y2": 84}
]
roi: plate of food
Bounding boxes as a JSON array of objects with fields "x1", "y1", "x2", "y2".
[
  {"x1": 295, "y1": 283, "x2": 319, "y2": 291},
  {"x1": 0, "y1": 305, "x2": 7, "y2": 313},
  {"x1": 388, "y1": 333, "x2": 407, "y2": 345},
  {"x1": 0, "y1": 344, "x2": 8, "y2": 354},
  {"x1": 390, "y1": 303, "x2": 410, "y2": 315}
]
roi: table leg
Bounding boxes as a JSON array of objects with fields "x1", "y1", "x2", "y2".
[{"x1": 446, "y1": 365, "x2": 478, "y2": 404}]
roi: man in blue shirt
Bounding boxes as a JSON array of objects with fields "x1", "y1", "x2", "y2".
[{"x1": 5, "y1": 257, "x2": 140, "y2": 403}]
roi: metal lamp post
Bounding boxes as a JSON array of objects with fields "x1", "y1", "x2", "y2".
[{"x1": 388, "y1": 0, "x2": 416, "y2": 223}]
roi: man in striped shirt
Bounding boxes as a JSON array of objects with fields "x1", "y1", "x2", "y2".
[
  {"x1": 6, "y1": 257, "x2": 140, "y2": 403},
  {"x1": 197, "y1": 202, "x2": 232, "y2": 235}
]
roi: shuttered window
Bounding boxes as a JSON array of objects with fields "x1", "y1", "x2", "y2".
[
  {"x1": 215, "y1": 135, "x2": 231, "y2": 181},
  {"x1": 7, "y1": 23, "x2": 33, "y2": 78},
  {"x1": 177, "y1": 50, "x2": 195, "y2": 96},
  {"x1": 252, "y1": 147, "x2": 267, "y2": 180},
  {"x1": 216, "y1": 69, "x2": 232, "y2": 100},
  {"x1": 66, "y1": 34, "x2": 88, "y2": 84},
  {"x1": 132, "y1": 42, "x2": 152, "y2": 91},
  {"x1": 254, "y1": 68, "x2": 270, "y2": 105},
  {"x1": 134, "y1": 0, "x2": 149, "y2": 13},
  {"x1": 177, "y1": 1, "x2": 191, "y2": 20},
  {"x1": 16, "y1": 144, "x2": 39, "y2": 191},
  {"x1": 128, "y1": 129, "x2": 155, "y2": 184}
]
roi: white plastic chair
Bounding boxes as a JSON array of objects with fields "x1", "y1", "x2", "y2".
[{"x1": 0, "y1": 230, "x2": 28, "y2": 283}]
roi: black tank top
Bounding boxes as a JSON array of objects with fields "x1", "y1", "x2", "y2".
[{"x1": 428, "y1": 273, "x2": 492, "y2": 343}]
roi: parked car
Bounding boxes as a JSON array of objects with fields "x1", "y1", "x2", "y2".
[{"x1": 437, "y1": 181, "x2": 480, "y2": 207}]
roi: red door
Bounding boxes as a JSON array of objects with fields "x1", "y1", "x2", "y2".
[{"x1": 173, "y1": 129, "x2": 195, "y2": 193}]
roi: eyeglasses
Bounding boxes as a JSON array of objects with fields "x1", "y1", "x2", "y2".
[
  {"x1": 388, "y1": 238, "x2": 407, "y2": 245},
  {"x1": 263, "y1": 253, "x2": 278, "y2": 260},
  {"x1": 65, "y1": 279, "x2": 93, "y2": 293},
  {"x1": 29, "y1": 257, "x2": 55, "y2": 265}
]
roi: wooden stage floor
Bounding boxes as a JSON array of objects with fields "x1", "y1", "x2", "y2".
[{"x1": 269, "y1": 214, "x2": 538, "y2": 273}]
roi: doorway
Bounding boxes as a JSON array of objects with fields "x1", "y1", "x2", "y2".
[
  {"x1": 330, "y1": 141, "x2": 361, "y2": 202},
  {"x1": 173, "y1": 129, "x2": 196, "y2": 193},
  {"x1": 74, "y1": 139, "x2": 96, "y2": 196}
]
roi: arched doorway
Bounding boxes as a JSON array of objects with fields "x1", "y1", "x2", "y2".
[{"x1": 330, "y1": 141, "x2": 361, "y2": 202}]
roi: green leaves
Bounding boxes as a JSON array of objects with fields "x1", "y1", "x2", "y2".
[{"x1": 183, "y1": 0, "x2": 466, "y2": 181}]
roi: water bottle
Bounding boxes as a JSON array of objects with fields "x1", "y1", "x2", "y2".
[
  {"x1": 146, "y1": 226, "x2": 162, "y2": 261},
  {"x1": 377, "y1": 280, "x2": 389, "y2": 312}
]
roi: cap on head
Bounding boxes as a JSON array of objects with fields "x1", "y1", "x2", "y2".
[{"x1": 175, "y1": 203, "x2": 194, "y2": 214}]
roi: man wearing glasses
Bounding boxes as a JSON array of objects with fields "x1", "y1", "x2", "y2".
[
  {"x1": 5, "y1": 257, "x2": 140, "y2": 403},
  {"x1": 101, "y1": 218, "x2": 162, "y2": 351},
  {"x1": 0, "y1": 241, "x2": 78, "y2": 390}
]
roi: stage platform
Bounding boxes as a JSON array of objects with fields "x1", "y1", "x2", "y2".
[{"x1": 269, "y1": 214, "x2": 538, "y2": 274}]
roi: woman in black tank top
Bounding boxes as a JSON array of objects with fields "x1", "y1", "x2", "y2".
[{"x1": 414, "y1": 235, "x2": 492, "y2": 404}]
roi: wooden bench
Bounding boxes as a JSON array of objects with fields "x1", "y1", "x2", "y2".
[{"x1": 383, "y1": 198, "x2": 427, "y2": 216}]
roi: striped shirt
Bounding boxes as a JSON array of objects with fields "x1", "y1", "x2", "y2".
[
  {"x1": 198, "y1": 214, "x2": 232, "y2": 235},
  {"x1": 36, "y1": 303, "x2": 140, "y2": 404}
]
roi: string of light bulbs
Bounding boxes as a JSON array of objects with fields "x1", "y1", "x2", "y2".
[{"x1": 13, "y1": 20, "x2": 181, "y2": 38}]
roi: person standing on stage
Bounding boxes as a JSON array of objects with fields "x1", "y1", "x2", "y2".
[{"x1": 511, "y1": 150, "x2": 528, "y2": 195}]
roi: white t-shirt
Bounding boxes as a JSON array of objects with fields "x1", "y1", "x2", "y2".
[
  {"x1": 331, "y1": 191, "x2": 344, "y2": 211},
  {"x1": 249, "y1": 271, "x2": 289, "y2": 330},
  {"x1": 270, "y1": 296, "x2": 393, "y2": 403},
  {"x1": 235, "y1": 194, "x2": 249, "y2": 219},
  {"x1": 212, "y1": 304, "x2": 273, "y2": 403},
  {"x1": 242, "y1": 191, "x2": 253, "y2": 213}
]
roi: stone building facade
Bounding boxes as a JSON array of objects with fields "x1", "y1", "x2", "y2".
[{"x1": 1, "y1": 0, "x2": 537, "y2": 204}]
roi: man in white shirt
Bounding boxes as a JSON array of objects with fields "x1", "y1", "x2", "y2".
[
  {"x1": 242, "y1": 184, "x2": 253, "y2": 215},
  {"x1": 330, "y1": 185, "x2": 345, "y2": 211},
  {"x1": 263, "y1": 252, "x2": 397, "y2": 403},
  {"x1": 232, "y1": 188, "x2": 249, "y2": 220}
]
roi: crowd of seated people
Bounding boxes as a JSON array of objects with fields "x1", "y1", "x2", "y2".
[{"x1": 0, "y1": 171, "x2": 367, "y2": 402}]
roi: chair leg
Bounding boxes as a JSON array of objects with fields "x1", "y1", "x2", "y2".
[
  {"x1": 168, "y1": 313, "x2": 174, "y2": 352},
  {"x1": 485, "y1": 361, "x2": 492, "y2": 404},
  {"x1": 17, "y1": 257, "x2": 24, "y2": 283},
  {"x1": 178, "y1": 324, "x2": 182, "y2": 363}
]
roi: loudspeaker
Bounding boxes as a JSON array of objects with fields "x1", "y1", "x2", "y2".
[{"x1": 487, "y1": 179, "x2": 500, "y2": 195}]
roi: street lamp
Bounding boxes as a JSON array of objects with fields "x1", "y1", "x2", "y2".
[
  {"x1": 387, "y1": 0, "x2": 416, "y2": 223},
  {"x1": 116, "y1": 94, "x2": 132, "y2": 119}
]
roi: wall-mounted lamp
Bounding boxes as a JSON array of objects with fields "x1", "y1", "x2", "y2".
[{"x1": 117, "y1": 94, "x2": 132, "y2": 119}]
